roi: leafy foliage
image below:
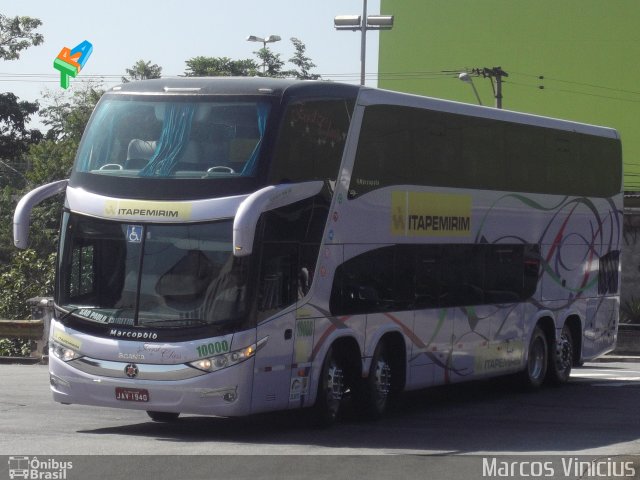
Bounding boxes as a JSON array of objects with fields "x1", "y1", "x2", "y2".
[
  {"x1": 185, "y1": 56, "x2": 259, "y2": 77},
  {"x1": 288, "y1": 37, "x2": 321, "y2": 80},
  {"x1": 253, "y1": 48, "x2": 286, "y2": 77},
  {"x1": 0, "y1": 13, "x2": 49, "y2": 354},
  {"x1": 0, "y1": 92, "x2": 40, "y2": 153},
  {"x1": 0, "y1": 250, "x2": 55, "y2": 320},
  {"x1": 0, "y1": 14, "x2": 44, "y2": 61},
  {"x1": 184, "y1": 38, "x2": 320, "y2": 79},
  {"x1": 40, "y1": 83, "x2": 104, "y2": 142},
  {"x1": 123, "y1": 59, "x2": 162, "y2": 82},
  {"x1": 0, "y1": 338, "x2": 31, "y2": 357},
  {"x1": 0, "y1": 83, "x2": 102, "y2": 323}
]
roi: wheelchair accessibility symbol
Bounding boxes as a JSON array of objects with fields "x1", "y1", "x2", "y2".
[{"x1": 127, "y1": 225, "x2": 143, "y2": 243}]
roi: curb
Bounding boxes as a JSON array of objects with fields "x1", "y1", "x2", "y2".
[{"x1": 0, "y1": 356, "x2": 44, "y2": 365}]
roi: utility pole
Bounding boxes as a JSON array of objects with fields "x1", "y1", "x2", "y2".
[{"x1": 470, "y1": 67, "x2": 509, "y2": 109}]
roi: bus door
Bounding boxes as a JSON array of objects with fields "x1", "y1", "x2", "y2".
[{"x1": 251, "y1": 242, "x2": 297, "y2": 412}]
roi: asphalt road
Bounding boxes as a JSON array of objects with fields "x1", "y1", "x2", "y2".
[{"x1": 1, "y1": 362, "x2": 639, "y2": 479}]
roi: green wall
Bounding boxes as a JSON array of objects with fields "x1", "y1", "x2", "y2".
[{"x1": 378, "y1": 0, "x2": 640, "y2": 191}]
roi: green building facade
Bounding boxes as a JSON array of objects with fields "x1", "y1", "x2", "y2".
[{"x1": 378, "y1": 0, "x2": 640, "y2": 191}]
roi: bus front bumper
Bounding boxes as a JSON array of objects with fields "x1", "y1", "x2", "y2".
[{"x1": 48, "y1": 354, "x2": 254, "y2": 417}]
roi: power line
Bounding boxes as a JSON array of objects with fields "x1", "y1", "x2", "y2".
[
  {"x1": 508, "y1": 79, "x2": 640, "y2": 104},
  {"x1": 511, "y1": 70, "x2": 640, "y2": 97}
]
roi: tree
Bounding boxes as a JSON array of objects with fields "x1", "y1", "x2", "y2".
[
  {"x1": 0, "y1": 250, "x2": 55, "y2": 320},
  {"x1": 0, "y1": 83, "x2": 103, "y2": 299},
  {"x1": 253, "y1": 47, "x2": 286, "y2": 77},
  {"x1": 122, "y1": 59, "x2": 162, "y2": 82},
  {"x1": 0, "y1": 13, "x2": 43, "y2": 188},
  {"x1": 184, "y1": 56, "x2": 259, "y2": 77},
  {"x1": 0, "y1": 92, "x2": 41, "y2": 188},
  {"x1": 0, "y1": 14, "x2": 44, "y2": 61},
  {"x1": 185, "y1": 38, "x2": 320, "y2": 79},
  {"x1": 0, "y1": 13, "x2": 45, "y2": 334},
  {"x1": 40, "y1": 82, "x2": 104, "y2": 142},
  {"x1": 288, "y1": 37, "x2": 321, "y2": 80}
]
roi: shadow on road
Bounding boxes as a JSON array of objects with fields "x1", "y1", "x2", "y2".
[{"x1": 77, "y1": 373, "x2": 640, "y2": 454}]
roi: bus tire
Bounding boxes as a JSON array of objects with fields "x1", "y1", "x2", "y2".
[
  {"x1": 146, "y1": 411, "x2": 180, "y2": 422},
  {"x1": 313, "y1": 346, "x2": 347, "y2": 426},
  {"x1": 362, "y1": 341, "x2": 393, "y2": 419},
  {"x1": 520, "y1": 326, "x2": 548, "y2": 390},
  {"x1": 548, "y1": 324, "x2": 573, "y2": 385}
]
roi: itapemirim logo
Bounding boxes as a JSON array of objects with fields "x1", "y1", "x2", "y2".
[{"x1": 7, "y1": 456, "x2": 73, "y2": 479}]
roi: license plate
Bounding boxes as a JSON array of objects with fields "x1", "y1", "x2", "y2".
[{"x1": 115, "y1": 387, "x2": 149, "y2": 402}]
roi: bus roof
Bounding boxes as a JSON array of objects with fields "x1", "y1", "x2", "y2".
[
  {"x1": 112, "y1": 78, "x2": 618, "y2": 139},
  {"x1": 110, "y1": 77, "x2": 362, "y2": 99},
  {"x1": 358, "y1": 87, "x2": 620, "y2": 139}
]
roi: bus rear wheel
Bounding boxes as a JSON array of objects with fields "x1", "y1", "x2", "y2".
[
  {"x1": 521, "y1": 326, "x2": 548, "y2": 390},
  {"x1": 146, "y1": 411, "x2": 180, "y2": 422},
  {"x1": 362, "y1": 342, "x2": 393, "y2": 419},
  {"x1": 548, "y1": 324, "x2": 573, "y2": 384}
]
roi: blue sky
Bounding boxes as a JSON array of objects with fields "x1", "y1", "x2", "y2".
[{"x1": 2, "y1": 0, "x2": 383, "y2": 115}]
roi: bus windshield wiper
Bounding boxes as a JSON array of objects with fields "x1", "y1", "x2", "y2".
[{"x1": 56, "y1": 306, "x2": 95, "y2": 322}]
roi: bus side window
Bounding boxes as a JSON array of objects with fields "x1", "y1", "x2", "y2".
[
  {"x1": 68, "y1": 243, "x2": 95, "y2": 299},
  {"x1": 257, "y1": 243, "x2": 298, "y2": 318},
  {"x1": 414, "y1": 245, "x2": 441, "y2": 309},
  {"x1": 269, "y1": 99, "x2": 354, "y2": 184},
  {"x1": 329, "y1": 245, "x2": 415, "y2": 315},
  {"x1": 484, "y1": 245, "x2": 523, "y2": 303},
  {"x1": 440, "y1": 245, "x2": 485, "y2": 307}
]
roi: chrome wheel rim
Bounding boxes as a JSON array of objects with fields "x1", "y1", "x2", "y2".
[
  {"x1": 372, "y1": 358, "x2": 392, "y2": 409},
  {"x1": 325, "y1": 360, "x2": 344, "y2": 415}
]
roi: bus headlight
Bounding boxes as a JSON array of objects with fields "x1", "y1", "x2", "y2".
[
  {"x1": 51, "y1": 341, "x2": 81, "y2": 362},
  {"x1": 189, "y1": 337, "x2": 268, "y2": 373}
]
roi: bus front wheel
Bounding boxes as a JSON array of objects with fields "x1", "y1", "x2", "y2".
[{"x1": 313, "y1": 347, "x2": 347, "y2": 426}]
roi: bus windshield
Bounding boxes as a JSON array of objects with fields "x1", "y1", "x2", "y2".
[
  {"x1": 74, "y1": 96, "x2": 271, "y2": 178},
  {"x1": 57, "y1": 213, "x2": 251, "y2": 330}
]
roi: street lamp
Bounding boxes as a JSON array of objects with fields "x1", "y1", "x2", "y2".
[
  {"x1": 246, "y1": 34, "x2": 282, "y2": 73},
  {"x1": 458, "y1": 72, "x2": 483, "y2": 106},
  {"x1": 334, "y1": 0, "x2": 394, "y2": 86}
]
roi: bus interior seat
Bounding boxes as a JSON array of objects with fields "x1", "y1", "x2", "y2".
[{"x1": 126, "y1": 139, "x2": 157, "y2": 169}]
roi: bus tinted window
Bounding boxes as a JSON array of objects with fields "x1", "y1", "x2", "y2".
[
  {"x1": 269, "y1": 99, "x2": 354, "y2": 184},
  {"x1": 349, "y1": 105, "x2": 621, "y2": 198},
  {"x1": 329, "y1": 244, "x2": 540, "y2": 315},
  {"x1": 257, "y1": 194, "x2": 331, "y2": 320},
  {"x1": 74, "y1": 97, "x2": 271, "y2": 178},
  {"x1": 58, "y1": 213, "x2": 252, "y2": 331}
]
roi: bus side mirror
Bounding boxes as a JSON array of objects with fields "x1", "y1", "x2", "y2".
[
  {"x1": 233, "y1": 181, "x2": 324, "y2": 257},
  {"x1": 13, "y1": 179, "x2": 68, "y2": 249}
]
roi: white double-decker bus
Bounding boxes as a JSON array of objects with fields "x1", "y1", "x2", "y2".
[{"x1": 14, "y1": 78, "x2": 622, "y2": 424}]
